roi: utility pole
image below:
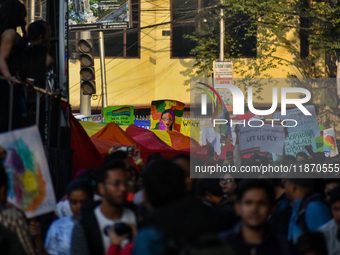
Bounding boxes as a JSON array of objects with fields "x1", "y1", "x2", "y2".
[
  {"x1": 30, "y1": 0, "x2": 35, "y2": 23},
  {"x1": 99, "y1": 31, "x2": 108, "y2": 108},
  {"x1": 219, "y1": 0, "x2": 224, "y2": 61}
]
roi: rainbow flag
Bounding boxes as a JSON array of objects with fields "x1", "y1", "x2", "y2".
[
  {"x1": 240, "y1": 147, "x2": 261, "y2": 156},
  {"x1": 323, "y1": 128, "x2": 338, "y2": 157},
  {"x1": 151, "y1": 100, "x2": 185, "y2": 132}
]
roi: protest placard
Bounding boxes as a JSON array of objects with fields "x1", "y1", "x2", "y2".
[
  {"x1": 1, "y1": 126, "x2": 56, "y2": 218},
  {"x1": 103, "y1": 106, "x2": 134, "y2": 126},
  {"x1": 239, "y1": 123, "x2": 285, "y2": 155},
  {"x1": 323, "y1": 128, "x2": 338, "y2": 157},
  {"x1": 202, "y1": 128, "x2": 221, "y2": 155},
  {"x1": 273, "y1": 105, "x2": 320, "y2": 138},
  {"x1": 284, "y1": 129, "x2": 317, "y2": 156},
  {"x1": 181, "y1": 120, "x2": 200, "y2": 143}
]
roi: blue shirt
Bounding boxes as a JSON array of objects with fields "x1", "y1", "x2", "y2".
[
  {"x1": 45, "y1": 216, "x2": 75, "y2": 255},
  {"x1": 288, "y1": 195, "x2": 331, "y2": 243}
]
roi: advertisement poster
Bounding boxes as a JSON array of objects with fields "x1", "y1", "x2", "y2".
[
  {"x1": 103, "y1": 105, "x2": 134, "y2": 126},
  {"x1": 68, "y1": 0, "x2": 130, "y2": 30}
]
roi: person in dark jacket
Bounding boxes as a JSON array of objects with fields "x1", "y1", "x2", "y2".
[
  {"x1": 220, "y1": 179, "x2": 293, "y2": 255},
  {"x1": 197, "y1": 178, "x2": 239, "y2": 232}
]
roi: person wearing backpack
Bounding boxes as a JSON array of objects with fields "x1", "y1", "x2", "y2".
[
  {"x1": 219, "y1": 179, "x2": 293, "y2": 255},
  {"x1": 283, "y1": 178, "x2": 331, "y2": 244},
  {"x1": 318, "y1": 185, "x2": 340, "y2": 255}
]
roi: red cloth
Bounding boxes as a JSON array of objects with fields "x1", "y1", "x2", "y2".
[
  {"x1": 107, "y1": 243, "x2": 133, "y2": 255},
  {"x1": 70, "y1": 113, "x2": 103, "y2": 177},
  {"x1": 126, "y1": 125, "x2": 174, "y2": 151}
]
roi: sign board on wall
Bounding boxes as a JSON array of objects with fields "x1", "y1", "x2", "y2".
[{"x1": 213, "y1": 61, "x2": 233, "y2": 86}]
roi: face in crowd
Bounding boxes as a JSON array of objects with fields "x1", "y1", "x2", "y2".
[
  {"x1": 68, "y1": 189, "x2": 92, "y2": 219},
  {"x1": 236, "y1": 188, "x2": 271, "y2": 229},
  {"x1": 220, "y1": 173, "x2": 237, "y2": 196},
  {"x1": 161, "y1": 112, "x2": 173, "y2": 131},
  {"x1": 332, "y1": 200, "x2": 340, "y2": 226},
  {"x1": 98, "y1": 168, "x2": 128, "y2": 207}
]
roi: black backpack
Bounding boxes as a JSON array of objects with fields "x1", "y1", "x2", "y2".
[{"x1": 297, "y1": 193, "x2": 329, "y2": 232}]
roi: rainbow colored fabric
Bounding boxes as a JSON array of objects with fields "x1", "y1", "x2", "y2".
[{"x1": 151, "y1": 100, "x2": 185, "y2": 132}]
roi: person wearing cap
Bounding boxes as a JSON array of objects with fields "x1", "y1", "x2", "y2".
[{"x1": 318, "y1": 185, "x2": 340, "y2": 255}]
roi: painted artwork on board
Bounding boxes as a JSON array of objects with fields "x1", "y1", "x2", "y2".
[
  {"x1": 0, "y1": 126, "x2": 56, "y2": 218},
  {"x1": 151, "y1": 100, "x2": 185, "y2": 132}
]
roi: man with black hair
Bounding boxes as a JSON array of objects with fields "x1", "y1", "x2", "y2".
[
  {"x1": 197, "y1": 179, "x2": 239, "y2": 232},
  {"x1": 134, "y1": 159, "x2": 215, "y2": 255},
  {"x1": 324, "y1": 179, "x2": 340, "y2": 203},
  {"x1": 318, "y1": 185, "x2": 340, "y2": 255},
  {"x1": 220, "y1": 179, "x2": 292, "y2": 255},
  {"x1": 283, "y1": 178, "x2": 331, "y2": 243},
  {"x1": 71, "y1": 160, "x2": 136, "y2": 255}
]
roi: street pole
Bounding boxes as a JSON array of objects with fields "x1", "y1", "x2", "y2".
[
  {"x1": 337, "y1": 51, "x2": 340, "y2": 99},
  {"x1": 79, "y1": 31, "x2": 91, "y2": 115},
  {"x1": 219, "y1": 0, "x2": 224, "y2": 61},
  {"x1": 30, "y1": 0, "x2": 35, "y2": 23},
  {"x1": 99, "y1": 31, "x2": 108, "y2": 108}
]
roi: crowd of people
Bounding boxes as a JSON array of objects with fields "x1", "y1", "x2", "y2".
[
  {"x1": 1, "y1": 145, "x2": 340, "y2": 255},
  {"x1": 1, "y1": 1, "x2": 340, "y2": 255},
  {"x1": 0, "y1": 0, "x2": 53, "y2": 135}
]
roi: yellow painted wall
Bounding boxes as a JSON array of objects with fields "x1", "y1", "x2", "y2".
[{"x1": 68, "y1": 1, "x2": 325, "y2": 108}]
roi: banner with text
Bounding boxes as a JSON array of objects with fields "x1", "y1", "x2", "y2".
[
  {"x1": 239, "y1": 123, "x2": 285, "y2": 155},
  {"x1": 285, "y1": 129, "x2": 317, "y2": 156},
  {"x1": 103, "y1": 106, "x2": 134, "y2": 126}
]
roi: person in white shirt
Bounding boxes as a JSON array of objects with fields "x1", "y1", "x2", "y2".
[
  {"x1": 71, "y1": 160, "x2": 137, "y2": 255},
  {"x1": 318, "y1": 185, "x2": 340, "y2": 255},
  {"x1": 45, "y1": 178, "x2": 93, "y2": 255}
]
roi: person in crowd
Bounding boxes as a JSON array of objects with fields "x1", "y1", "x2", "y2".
[
  {"x1": 296, "y1": 152, "x2": 309, "y2": 162},
  {"x1": 45, "y1": 178, "x2": 94, "y2": 255},
  {"x1": 0, "y1": 162, "x2": 38, "y2": 255},
  {"x1": 105, "y1": 150, "x2": 130, "y2": 170},
  {"x1": 55, "y1": 168, "x2": 100, "y2": 218},
  {"x1": 71, "y1": 160, "x2": 136, "y2": 255},
  {"x1": 0, "y1": 0, "x2": 28, "y2": 132},
  {"x1": 106, "y1": 223, "x2": 136, "y2": 255},
  {"x1": 0, "y1": 223, "x2": 27, "y2": 255},
  {"x1": 283, "y1": 178, "x2": 331, "y2": 243},
  {"x1": 197, "y1": 178, "x2": 239, "y2": 232},
  {"x1": 24, "y1": 19, "x2": 54, "y2": 135},
  {"x1": 218, "y1": 135, "x2": 234, "y2": 164},
  {"x1": 268, "y1": 179, "x2": 292, "y2": 237},
  {"x1": 133, "y1": 159, "x2": 213, "y2": 255},
  {"x1": 297, "y1": 231, "x2": 328, "y2": 255},
  {"x1": 219, "y1": 179, "x2": 293, "y2": 255},
  {"x1": 324, "y1": 179, "x2": 340, "y2": 203},
  {"x1": 318, "y1": 185, "x2": 340, "y2": 255},
  {"x1": 172, "y1": 154, "x2": 194, "y2": 193},
  {"x1": 126, "y1": 167, "x2": 140, "y2": 202},
  {"x1": 219, "y1": 173, "x2": 238, "y2": 201}
]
